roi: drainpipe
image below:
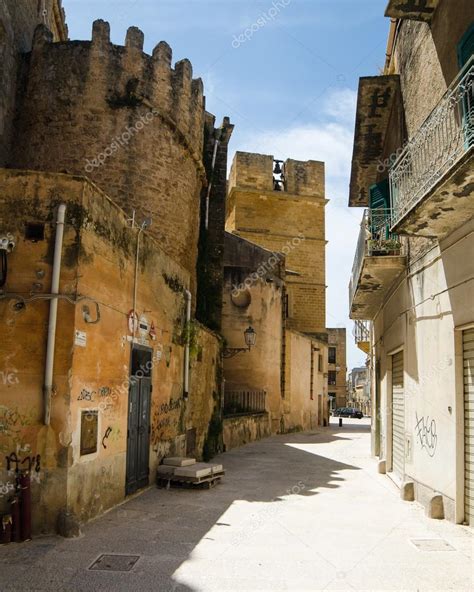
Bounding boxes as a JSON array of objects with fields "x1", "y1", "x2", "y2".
[
  {"x1": 205, "y1": 129, "x2": 222, "y2": 230},
  {"x1": 183, "y1": 289, "x2": 192, "y2": 399},
  {"x1": 44, "y1": 203, "x2": 66, "y2": 425},
  {"x1": 132, "y1": 220, "x2": 149, "y2": 340}
]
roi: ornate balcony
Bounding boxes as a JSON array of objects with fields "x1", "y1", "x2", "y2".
[
  {"x1": 349, "y1": 209, "x2": 407, "y2": 320},
  {"x1": 390, "y1": 57, "x2": 474, "y2": 238},
  {"x1": 354, "y1": 320, "x2": 371, "y2": 354}
]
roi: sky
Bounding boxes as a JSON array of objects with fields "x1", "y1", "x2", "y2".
[{"x1": 63, "y1": 0, "x2": 390, "y2": 371}]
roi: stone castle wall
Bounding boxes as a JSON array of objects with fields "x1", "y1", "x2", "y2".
[
  {"x1": 9, "y1": 20, "x2": 207, "y2": 288},
  {"x1": 0, "y1": 0, "x2": 67, "y2": 165}
]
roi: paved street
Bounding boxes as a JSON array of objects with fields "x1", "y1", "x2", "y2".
[{"x1": 0, "y1": 418, "x2": 472, "y2": 591}]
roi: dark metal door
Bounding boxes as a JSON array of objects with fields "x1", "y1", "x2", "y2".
[{"x1": 126, "y1": 347, "x2": 152, "y2": 496}]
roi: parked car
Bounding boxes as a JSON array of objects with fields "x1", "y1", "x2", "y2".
[{"x1": 333, "y1": 407, "x2": 363, "y2": 419}]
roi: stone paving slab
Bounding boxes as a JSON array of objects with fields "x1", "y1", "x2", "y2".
[{"x1": 0, "y1": 418, "x2": 472, "y2": 591}]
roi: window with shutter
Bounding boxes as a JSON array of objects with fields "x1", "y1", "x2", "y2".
[
  {"x1": 369, "y1": 178, "x2": 390, "y2": 210},
  {"x1": 458, "y1": 23, "x2": 474, "y2": 68}
]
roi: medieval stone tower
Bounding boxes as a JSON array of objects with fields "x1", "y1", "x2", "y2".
[
  {"x1": 7, "y1": 18, "x2": 233, "y2": 293},
  {"x1": 226, "y1": 151, "x2": 326, "y2": 334}
]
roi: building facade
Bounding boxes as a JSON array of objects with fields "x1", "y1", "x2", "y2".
[
  {"x1": 0, "y1": 7, "x2": 233, "y2": 536},
  {"x1": 227, "y1": 151, "x2": 327, "y2": 334},
  {"x1": 347, "y1": 367, "x2": 370, "y2": 416},
  {"x1": 349, "y1": 0, "x2": 474, "y2": 524},
  {"x1": 224, "y1": 152, "x2": 330, "y2": 439},
  {"x1": 327, "y1": 328, "x2": 347, "y2": 410}
]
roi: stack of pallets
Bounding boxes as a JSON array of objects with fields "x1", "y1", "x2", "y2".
[{"x1": 157, "y1": 457, "x2": 225, "y2": 490}]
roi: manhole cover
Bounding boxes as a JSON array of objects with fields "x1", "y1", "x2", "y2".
[
  {"x1": 89, "y1": 554, "x2": 140, "y2": 571},
  {"x1": 410, "y1": 538, "x2": 455, "y2": 552}
]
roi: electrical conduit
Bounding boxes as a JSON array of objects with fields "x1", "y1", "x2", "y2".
[
  {"x1": 184, "y1": 290, "x2": 192, "y2": 399},
  {"x1": 44, "y1": 204, "x2": 66, "y2": 425}
]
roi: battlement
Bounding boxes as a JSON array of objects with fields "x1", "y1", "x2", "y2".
[
  {"x1": 29, "y1": 20, "x2": 205, "y2": 157},
  {"x1": 228, "y1": 151, "x2": 325, "y2": 198},
  {"x1": 10, "y1": 20, "x2": 218, "y2": 283}
]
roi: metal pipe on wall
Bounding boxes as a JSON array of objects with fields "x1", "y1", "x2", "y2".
[
  {"x1": 44, "y1": 203, "x2": 66, "y2": 425},
  {"x1": 184, "y1": 289, "x2": 192, "y2": 399}
]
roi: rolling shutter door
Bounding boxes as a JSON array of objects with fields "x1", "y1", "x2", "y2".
[
  {"x1": 391, "y1": 351, "x2": 405, "y2": 480},
  {"x1": 463, "y1": 328, "x2": 474, "y2": 525}
]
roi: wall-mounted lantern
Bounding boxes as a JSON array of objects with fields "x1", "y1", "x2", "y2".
[{"x1": 223, "y1": 326, "x2": 256, "y2": 359}]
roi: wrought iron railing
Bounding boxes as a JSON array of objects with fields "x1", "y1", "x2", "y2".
[
  {"x1": 354, "y1": 320, "x2": 370, "y2": 344},
  {"x1": 349, "y1": 209, "x2": 404, "y2": 306},
  {"x1": 390, "y1": 56, "x2": 474, "y2": 227},
  {"x1": 223, "y1": 389, "x2": 266, "y2": 416}
]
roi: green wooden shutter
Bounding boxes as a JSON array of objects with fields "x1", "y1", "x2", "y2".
[
  {"x1": 369, "y1": 178, "x2": 390, "y2": 210},
  {"x1": 458, "y1": 23, "x2": 474, "y2": 67}
]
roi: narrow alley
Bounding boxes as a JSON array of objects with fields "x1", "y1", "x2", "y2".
[{"x1": 1, "y1": 419, "x2": 471, "y2": 592}]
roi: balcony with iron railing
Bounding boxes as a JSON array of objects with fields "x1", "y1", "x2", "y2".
[
  {"x1": 353, "y1": 320, "x2": 371, "y2": 354},
  {"x1": 223, "y1": 389, "x2": 267, "y2": 417},
  {"x1": 390, "y1": 56, "x2": 474, "y2": 238},
  {"x1": 349, "y1": 209, "x2": 407, "y2": 320}
]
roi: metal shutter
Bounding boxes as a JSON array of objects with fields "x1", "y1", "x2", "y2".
[
  {"x1": 463, "y1": 329, "x2": 474, "y2": 525},
  {"x1": 391, "y1": 351, "x2": 405, "y2": 480}
]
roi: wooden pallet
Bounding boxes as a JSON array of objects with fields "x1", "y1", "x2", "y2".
[{"x1": 157, "y1": 470, "x2": 225, "y2": 490}]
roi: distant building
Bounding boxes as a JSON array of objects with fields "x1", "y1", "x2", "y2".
[
  {"x1": 327, "y1": 328, "x2": 347, "y2": 410},
  {"x1": 223, "y1": 152, "x2": 330, "y2": 439},
  {"x1": 348, "y1": 367, "x2": 370, "y2": 416}
]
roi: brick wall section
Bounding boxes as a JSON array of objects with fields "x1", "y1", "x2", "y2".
[
  {"x1": 0, "y1": 0, "x2": 67, "y2": 165},
  {"x1": 227, "y1": 151, "x2": 326, "y2": 333},
  {"x1": 9, "y1": 21, "x2": 207, "y2": 290}
]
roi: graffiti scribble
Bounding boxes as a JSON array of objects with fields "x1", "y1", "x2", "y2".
[{"x1": 415, "y1": 412, "x2": 437, "y2": 457}]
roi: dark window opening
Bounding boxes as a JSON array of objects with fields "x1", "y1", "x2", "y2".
[
  {"x1": 25, "y1": 223, "x2": 45, "y2": 242},
  {"x1": 328, "y1": 347, "x2": 337, "y2": 364},
  {"x1": 328, "y1": 370, "x2": 337, "y2": 385}
]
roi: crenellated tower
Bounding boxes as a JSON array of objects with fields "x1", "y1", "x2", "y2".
[
  {"x1": 226, "y1": 151, "x2": 327, "y2": 334},
  {"x1": 9, "y1": 20, "x2": 219, "y2": 287}
]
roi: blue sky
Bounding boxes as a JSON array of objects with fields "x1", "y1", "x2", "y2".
[{"x1": 63, "y1": 0, "x2": 390, "y2": 371}]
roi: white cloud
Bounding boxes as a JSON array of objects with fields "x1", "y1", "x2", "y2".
[{"x1": 322, "y1": 88, "x2": 357, "y2": 126}]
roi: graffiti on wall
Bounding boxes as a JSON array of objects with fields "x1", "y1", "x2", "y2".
[
  {"x1": 151, "y1": 392, "x2": 182, "y2": 445},
  {"x1": 415, "y1": 412, "x2": 437, "y2": 457},
  {"x1": 0, "y1": 370, "x2": 19, "y2": 385},
  {"x1": 0, "y1": 407, "x2": 36, "y2": 454},
  {"x1": 101, "y1": 427, "x2": 112, "y2": 449}
]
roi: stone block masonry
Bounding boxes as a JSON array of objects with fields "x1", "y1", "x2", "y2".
[{"x1": 9, "y1": 20, "x2": 209, "y2": 293}]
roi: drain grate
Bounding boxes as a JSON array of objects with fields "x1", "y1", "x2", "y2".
[
  {"x1": 89, "y1": 554, "x2": 140, "y2": 572},
  {"x1": 410, "y1": 538, "x2": 455, "y2": 552}
]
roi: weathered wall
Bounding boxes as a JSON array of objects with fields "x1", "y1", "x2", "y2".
[
  {"x1": 327, "y1": 328, "x2": 347, "y2": 409},
  {"x1": 226, "y1": 151, "x2": 327, "y2": 334},
  {"x1": 223, "y1": 414, "x2": 271, "y2": 451},
  {"x1": 373, "y1": 218, "x2": 474, "y2": 522},
  {"x1": 9, "y1": 20, "x2": 206, "y2": 288},
  {"x1": 284, "y1": 330, "x2": 328, "y2": 432},
  {"x1": 0, "y1": 0, "x2": 67, "y2": 166},
  {"x1": 196, "y1": 114, "x2": 234, "y2": 331},
  {"x1": 0, "y1": 170, "x2": 76, "y2": 534},
  {"x1": 222, "y1": 233, "x2": 285, "y2": 435},
  {"x1": 0, "y1": 169, "x2": 223, "y2": 532},
  {"x1": 387, "y1": 1, "x2": 474, "y2": 137}
]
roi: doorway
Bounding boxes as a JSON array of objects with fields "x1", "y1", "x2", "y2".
[{"x1": 125, "y1": 345, "x2": 152, "y2": 496}]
